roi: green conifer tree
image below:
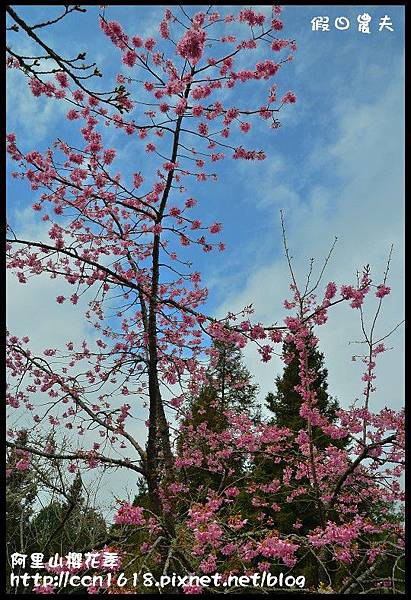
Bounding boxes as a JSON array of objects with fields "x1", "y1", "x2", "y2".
[
  {"x1": 177, "y1": 340, "x2": 259, "y2": 495},
  {"x1": 6, "y1": 431, "x2": 37, "y2": 591},
  {"x1": 265, "y1": 338, "x2": 340, "y2": 448},
  {"x1": 29, "y1": 472, "x2": 107, "y2": 557},
  {"x1": 206, "y1": 340, "x2": 259, "y2": 419},
  {"x1": 245, "y1": 337, "x2": 346, "y2": 586}
]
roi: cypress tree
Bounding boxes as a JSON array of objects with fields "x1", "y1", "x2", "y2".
[
  {"x1": 206, "y1": 340, "x2": 259, "y2": 419},
  {"x1": 265, "y1": 337, "x2": 340, "y2": 449},
  {"x1": 257, "y1": 337, "x2": 346, "y2": 526},
  {"x1": 177, "y1": 340, "x2": 259, "y2": 494},
  {"x1": 248, "y1": 337, "x2": 348, "y2": 586}
]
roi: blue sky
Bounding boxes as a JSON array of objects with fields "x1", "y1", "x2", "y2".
[{"x1": 7, "y1": 5, "x2": 404, "y2": 507}]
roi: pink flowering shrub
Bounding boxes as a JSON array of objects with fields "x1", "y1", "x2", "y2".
[{"x1": 114, "y1": 503, "x2": 145, "y2": 526}]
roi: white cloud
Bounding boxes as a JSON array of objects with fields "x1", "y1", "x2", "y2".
[
  {"x1": 215, "y1": 58, "x2": 404, "y2": 415},
  {"x1": 6, "y1": 208, "x2": 92, "y2": 348},
  {"x1": 6, "y1": 208, "x2": 148, "y2": 516},
  {"x1": 6, "y1": 27, "x2": 69, "y2": 143}
]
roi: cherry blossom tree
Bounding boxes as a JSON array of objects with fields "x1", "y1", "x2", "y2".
[{"x1": 6, "y1": 5, "x2": 404, "y2": 594}]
